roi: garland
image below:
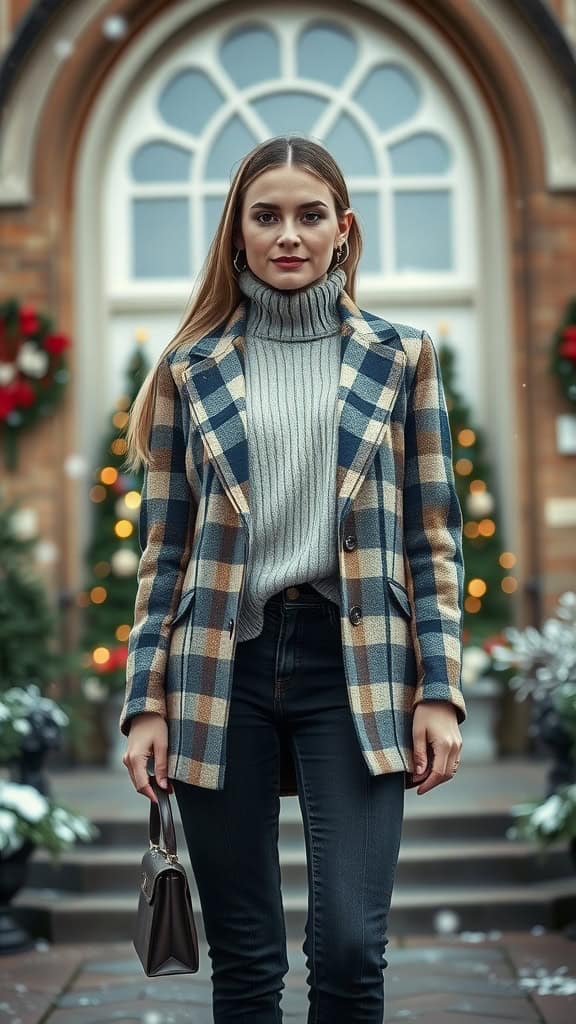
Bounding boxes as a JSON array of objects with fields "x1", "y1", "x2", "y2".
[
  {"x1": 550, "y1": 296, "x2": 576, "y2": 406},
  {"x1": 0, "y1": 298, "x2": 71, "y2": 470}
]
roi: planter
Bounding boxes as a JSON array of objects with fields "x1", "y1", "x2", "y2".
[
  {"x1": 0, "y1": 839, "x2": 35, "y2": 954},
  {"x1": 461, "y1": 676, "x2": 502, "y2": 761}
]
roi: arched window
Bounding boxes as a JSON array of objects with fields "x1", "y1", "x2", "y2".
[{"x1": 105, "y1": 13, "x2": 475, "y2": 294}]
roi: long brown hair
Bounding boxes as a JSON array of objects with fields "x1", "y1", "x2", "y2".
[{"x1": 123, "y1": 135, "x2": 362, "y2": 473}]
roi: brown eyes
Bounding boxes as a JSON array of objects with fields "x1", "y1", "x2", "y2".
[{"x1": 255, "y1": 212, "x2": 322, "y2": 224}]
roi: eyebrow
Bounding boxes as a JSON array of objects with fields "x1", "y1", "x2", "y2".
[{"x1": 249, "y1": 200, "x2": 329, "y2": 210}]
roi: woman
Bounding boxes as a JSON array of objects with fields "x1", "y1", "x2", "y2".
[{"x1": 120, "y1": 135, "x2": 466, "y2": 1023}]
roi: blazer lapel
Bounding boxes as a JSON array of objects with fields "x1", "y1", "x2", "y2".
[{"x1": 180, "y1": 290, "x2": 406, "y2": 528}]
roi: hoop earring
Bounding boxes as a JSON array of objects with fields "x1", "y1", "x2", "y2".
[
  {"x1": 335, "y1": 239, "x2": 349, "y2": 266},
  {"x1": 233, "y1": 249, "x2": 247, "y2": 273}
]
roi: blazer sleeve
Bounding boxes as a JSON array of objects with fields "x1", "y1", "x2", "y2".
[
  {"x1": 402, "y1": 330, "x2": 467, "y2": 724},
  {"x1": 119, "y1": 356, "x2": 195, "y2": 737}
]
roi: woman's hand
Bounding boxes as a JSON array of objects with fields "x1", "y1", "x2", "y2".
[
  {"x1": 122, "y1": 712, "x2": 173, "y2": 803},
  {"x1": 410, "y1": 700, "x2": 462, "y2": 795}
]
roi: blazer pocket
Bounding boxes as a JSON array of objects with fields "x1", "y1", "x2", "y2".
[
  {"x1": 386, "y1": 578, "x2": 412, "y2": 620},
  {"x1": 171, "y1": 587, "x2": 196, "y2": 628}
]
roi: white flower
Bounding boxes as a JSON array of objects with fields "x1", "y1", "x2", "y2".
[
  {"x1": 53, "y1": 821, "x2": 76, "y2": 844},
  {"x1": 0, "y1": 704, "x2": 10, "y2": 721},
  {"x1": 0, "y1": 361, "x2": 17, "y2": 386},
  {"x1": 0, "y1": 809, "x2": 25, "y2": 854},
  {"x1": 17, "y1": 342, "x2": 49, "y2": 379},
  {"x1": 13, "y1": 718, "x2": 32, "y2": 734},
  {"x1": 530, "y1": 794, "x2": 568, "y2": 834},
  {"x1": 0, "y1": 782, "x2": 49, "y2": 823},
  {"x1": 69, "y1": 818, "x2": 94, "y2": 841},
  {"x1": 82, "y1": 677, "x2": 108, "y2": 702}
]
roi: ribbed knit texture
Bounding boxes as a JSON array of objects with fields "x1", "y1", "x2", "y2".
[{"x1": 235, "y1": 264, "x2": 347, "y2": 642}]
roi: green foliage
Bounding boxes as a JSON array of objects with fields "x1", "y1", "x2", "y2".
[
  {"x1": 0, "y1": 485, "x2": 71, "y2": 689},
  {"x1": 80, "y1": 344, "x2": 147, "y2": 694},
  {"x1": 549, "y1": 296, "x2": 576, "y2": 406},
  {"x1": 438, "y1": 342, "x2": 513, "y2": 646}
]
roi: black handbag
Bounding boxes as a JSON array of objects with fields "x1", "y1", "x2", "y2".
[{"x1": 133, "y1": 771, "x2": 200, "y2": 976}]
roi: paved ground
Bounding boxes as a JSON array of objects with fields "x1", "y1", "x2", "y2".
[
  {"x1": 2, "y1": 757, "x2": 575, "y2": 1020},
  {"x1": 1, "y1": 932, "x2": 575, "y2": 1022}
]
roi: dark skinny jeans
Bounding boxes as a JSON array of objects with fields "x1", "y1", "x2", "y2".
[{"x1": 173, "y1": 582, "x2": 405, "y2": 1023}]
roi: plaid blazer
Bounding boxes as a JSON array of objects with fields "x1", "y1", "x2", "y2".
[{"x1": 119, "y1": 288, "x2": 467, "y2": 795}]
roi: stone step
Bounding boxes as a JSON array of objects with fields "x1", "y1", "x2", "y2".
[
  {"x1": 89, "y1": 808, "x2": 516, "y2": 847},
  {"x1": 14, "y1": 877, "x2": 576, "y2": 943},
  {"x1": 26, "y1": 839, "x2": 575, "y2": 893}
]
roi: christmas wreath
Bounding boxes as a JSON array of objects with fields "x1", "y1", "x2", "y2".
[
  {"x1": 550, "y1": 297, "x2": 576, "y2": 406},
  {"x1": 0, "y1": 298, "x2": 71, "y2": 470}
]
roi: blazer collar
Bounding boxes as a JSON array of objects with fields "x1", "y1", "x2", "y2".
[{"x1": 178, "y1": 290, "x2": 407, "y2": 529}]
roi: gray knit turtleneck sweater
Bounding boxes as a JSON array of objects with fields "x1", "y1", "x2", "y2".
[{"x1": 235, "y1": 264, "x2": 347, "y2": 642}]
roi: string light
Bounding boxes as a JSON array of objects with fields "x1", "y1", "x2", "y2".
[
  {"x1": 114, "y1": 519, "x2": 133, "y2": 539},
  {"x1": 124, "y1": 491, "x2": 141, "y2": 510},
  {"x1": 478, "y1": 519, "x2": 496, "y2": 537},
  {"x1": 92, "y1": 647, "x2": 111, "y2": 667},
  {"x1": 458, "y1": 428, "x2": 476, "y2": 447},
  {"x1": 113, "y1": 411, "x2": 130, "y2": 429},
  {"x1": 502, "y1": 577, "x2": 518, "y2": 593},
  {"x1": 89, "y1": 485, "x2": 107, "y2": 503},
  {"x1": 468, "y1": 579, "x2": 487, "y2": 598},
  {"x1": 100, "y1": 467, "x2": 118, "y2": 485}
]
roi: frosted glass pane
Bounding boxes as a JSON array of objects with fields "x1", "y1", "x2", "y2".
[
  {"x1": 132, "y1": 199, "x2": 190, "y2": 278},
  {"x1": 206, "y1": 116, "x2": 258, "y2": 180},
  {"x1": 349, "y1": 193, "x2": 380, "y2": 272},
  {"x1": 204, "y1": 195, "x2": 226, "y2": 253},
  {"x1": 131, "y1": 142, "x2": 192, "y2": 182},
  {"x1": 298, "y1": 23, "x2": 357, "y2": 85},
  {"x1": 220, "y1": 26, "x2": 279, "y2": 87},
  {"x1": 158, "y1": 70, "x2": 222, "y2": 136},
  {"x1": 355, "y1": 65, "x2": 420, "y2": 132},
  {"x1": 389, "y1": 133, "x2": 451, "y2": 175},
  {"x1": 394, "y1": 191, "x2": 452, "y2": 271},
  {"x1": 252, "y1": 92, "x2": 327, "y2": 134},
  {"x1": 324, "y1": 114, "x2": 376, "y2": 176}
]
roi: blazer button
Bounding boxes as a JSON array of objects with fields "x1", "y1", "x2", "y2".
[
  {"x1": 343, "y1": 534, "x2": 357, "y2": 551},
  {"x1": 349, "y1": 606, "x2": 362, "y2": 625}
]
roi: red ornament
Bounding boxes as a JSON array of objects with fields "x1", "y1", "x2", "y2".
[
  {"x1": 13, "y1": 378, "x2": 36, "y2": 408},
  {"x1": 43, "y1": 333, "x2": 70, "y2": 356},
  {"x1": 562, "y1": 324, "x2": 576, "y2": 344},
  {"x1": 482, "y1": 631, "x2": 509, "y2": 655},
  {"x1": 93, "y1": 645, "x2": 129, "y2": 674},
  {"x1": 559, "y1": 335, "x2": 576, "y2": 362},
  {"x1": 19, "y1": 305, "x2": 40, "y2": 336},
  {"x1": 0, "y1": 387, "x2": 17, "y2": 420}
]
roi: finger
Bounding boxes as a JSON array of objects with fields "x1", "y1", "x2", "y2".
[
  {"x1": 416, "y1": 769, "x2": 444, "y2": 794},
  {"x1": 412, "y1": 731, "x2": 430, "y2": 778},
  {"x1": 153, "y1": 748, "x2": 169, "y2": 790},
  {"x1": 136, "y1": 780, "x2": 159, "y2": 803}
]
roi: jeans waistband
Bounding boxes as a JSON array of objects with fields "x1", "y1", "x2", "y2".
[{"x1": 267, "y1": 583, "x2": 335, "y2": 609}]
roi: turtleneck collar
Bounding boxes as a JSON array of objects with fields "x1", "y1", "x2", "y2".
[{"x1": 237, "y1": 265, "x2": 347, "y2": 342}]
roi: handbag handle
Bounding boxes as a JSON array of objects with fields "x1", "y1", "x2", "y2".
[{"x1": 146, "y1": 761, "x2": 178, "y2": 860}]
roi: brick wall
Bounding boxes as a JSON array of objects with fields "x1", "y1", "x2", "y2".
[{"x1": 1, "y1": 0, "x2": 575, "y2": 633}]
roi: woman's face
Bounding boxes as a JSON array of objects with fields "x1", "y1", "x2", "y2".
[{"x1": 233, "y1": 164, "x2": 354, "y2": 290}]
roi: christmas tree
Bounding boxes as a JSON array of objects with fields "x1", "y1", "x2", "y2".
[
  {"x1": 437, "y1": 333, "x2": 516, "y2": 647},
  {"x1": 0, "y1": 485, "x2": 66, "y2": 689},
  {"x1": 80, "y1": 335, "x2": 148, "y2": 694}
]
